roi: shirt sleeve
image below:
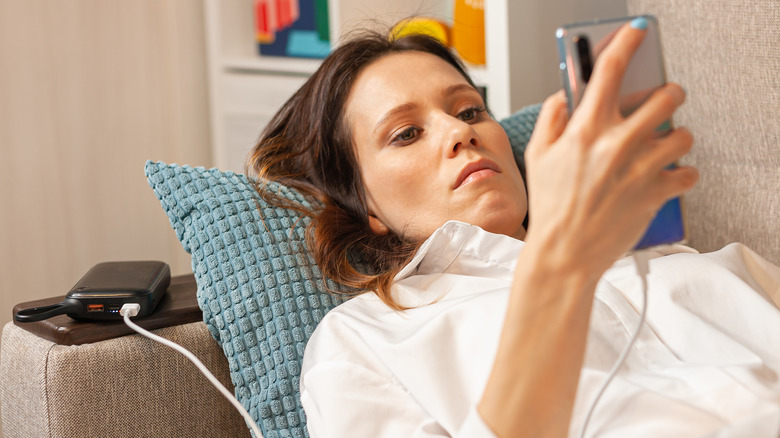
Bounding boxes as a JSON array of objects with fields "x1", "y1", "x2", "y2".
[{"x1": 300, "y1": 361, "x2": 497, "y2": 438}]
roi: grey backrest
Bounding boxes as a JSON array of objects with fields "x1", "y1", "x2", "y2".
[{"x1": 627, "y1": 0, "x2": 779, "y2": 264}]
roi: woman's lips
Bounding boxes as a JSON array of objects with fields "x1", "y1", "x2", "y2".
[
  {"x1": 453, "y1": 159, "x2": 500, "y2": 190},
  {"x1": 459, "y1": 168, "x2": 499, "y2": 188}
]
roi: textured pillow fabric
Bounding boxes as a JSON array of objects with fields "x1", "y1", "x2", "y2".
[
  {"x1": 146, "y1": 163, "x2": 349, "y2": 438},
  {"x1": 500, "y1": 103, "x2": 541, "y2": 170},
  {"x1": 145, "y1": 104, "x2": 540, "y2": 438}
]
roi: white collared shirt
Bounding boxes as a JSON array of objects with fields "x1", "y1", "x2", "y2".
[{"x1": 300, "y1": 221, "x2": 780, "y2": 437}]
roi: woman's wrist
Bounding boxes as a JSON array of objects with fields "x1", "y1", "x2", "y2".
[{"x1": 522, "y1": 226, "x2": 608, "y2": 289}]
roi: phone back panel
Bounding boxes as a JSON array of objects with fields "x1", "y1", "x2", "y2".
[
  {"x1": 556, "y1": 16, "x2": 686, "y2": 249},
  {"x1": 557, "y1": 16, "x2": 667, "y2": 117}
]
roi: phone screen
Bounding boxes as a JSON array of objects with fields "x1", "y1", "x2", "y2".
[{"x1": 555, "y1": 16, "x2": 686, "y2": 249}]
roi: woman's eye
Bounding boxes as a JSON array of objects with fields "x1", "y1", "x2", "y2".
[
  {"x1": 391, "y1": 127, "x2": 420, "y2": 145},
  {"x1": 459, "y1": 106, "x2": 486, "y2": 122}
]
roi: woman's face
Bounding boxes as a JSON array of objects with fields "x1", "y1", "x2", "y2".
[{"x1": 345, "y1": 51, "x2": 528, "y2": 242}]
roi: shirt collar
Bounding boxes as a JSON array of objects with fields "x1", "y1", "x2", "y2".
[{"x1": 395, "y1": 221, "x2": 525, "y2": 281}]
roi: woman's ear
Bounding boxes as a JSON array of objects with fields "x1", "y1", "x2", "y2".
[{"x1": 368, "y1": 213, "x2": 390, "y2": 235}]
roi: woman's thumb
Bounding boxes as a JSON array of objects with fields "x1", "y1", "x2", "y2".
[{"x1": 525, "y1": 91, "x2": 569, "y2": 159}]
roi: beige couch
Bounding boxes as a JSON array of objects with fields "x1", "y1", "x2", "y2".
[
  {"x1": 2, "y1": 0, "x2": 778, "y2": 436},
  {"x1": 1, "y1": 276, "x2": 251, "y2": 438}
]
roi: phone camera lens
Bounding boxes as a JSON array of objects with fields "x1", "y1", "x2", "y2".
[{"x1": 575, "y1": 35, "x2": 593, "y2": 83}]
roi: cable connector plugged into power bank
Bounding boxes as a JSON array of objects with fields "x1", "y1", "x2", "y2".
[{"x1": 120, "y1": 303, "x2": 141, "y2": 318}]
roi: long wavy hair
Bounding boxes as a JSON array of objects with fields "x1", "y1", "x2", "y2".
[{"x1": 247, "y1": 27, "x2": 479, "y2": 310}]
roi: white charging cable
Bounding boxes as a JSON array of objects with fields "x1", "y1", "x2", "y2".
[
  {"x1": 578, "y1": 251, "x2": 650, "y2": 438},
  {"x1": 121, "y1": 303, "x2": 265, "y2": 438}
]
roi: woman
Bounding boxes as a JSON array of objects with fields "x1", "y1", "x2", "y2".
[{"x1": 248, "y1": 18, "x2": 780, "y2": 437}]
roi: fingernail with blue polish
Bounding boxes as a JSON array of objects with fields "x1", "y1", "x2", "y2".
[{"x1": 630, "y1": 17, "x2": 648, "y2": 30}]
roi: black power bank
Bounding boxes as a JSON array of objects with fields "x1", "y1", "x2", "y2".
[{"x1": 14, "y1": 261, "x2": 170, "y2": 322}]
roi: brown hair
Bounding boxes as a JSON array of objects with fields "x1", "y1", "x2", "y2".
[{"x1": 247, "y1": 27, "x2": 479, "y2": 310}]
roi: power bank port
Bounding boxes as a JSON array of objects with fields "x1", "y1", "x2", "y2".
[{"x1": 86, "y1": 304, "x2": 104, "y2": 312}]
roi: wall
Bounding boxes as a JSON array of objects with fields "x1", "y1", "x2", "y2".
[
  {"x1": 0, "y1": 0, "x2": 211, "y2": 431},
  {"x1": 508, "y1": 0, "x2": 627, "y2": 109}
]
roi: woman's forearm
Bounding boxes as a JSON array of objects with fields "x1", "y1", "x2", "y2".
[{"x1": 478, "y1": 239, "x2": 600, "y2": 438}]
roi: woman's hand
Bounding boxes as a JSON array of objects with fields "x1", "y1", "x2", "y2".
[
  {"x1": 479, "y1": 22, "x2": 698, "y2": 437},
  {"x1": 524, "y1": 21, "x2": 698, "y2": 280}
]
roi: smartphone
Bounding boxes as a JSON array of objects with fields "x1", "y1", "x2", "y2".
[{"x1": 556, "y1": 15, "x2": 686, "y2": 249}]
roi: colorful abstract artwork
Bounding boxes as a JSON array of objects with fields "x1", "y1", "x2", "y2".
[{"x1": 255, "y1": 0, "x2": 330, "y2": 58}]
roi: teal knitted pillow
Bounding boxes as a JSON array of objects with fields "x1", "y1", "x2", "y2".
[
  {"x1": 145, "y1": 104, "x2": 540, "y2": 438},
  {"x1": 501, "y1": 103, "x2": 541, "y2": 169},
  {"x1": 146, "y1": 162, "x2": 350, "y2": 438}
]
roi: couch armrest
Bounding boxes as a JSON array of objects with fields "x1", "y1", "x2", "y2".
[
  {"x1": 10, "y1": 274, "x2": 203, "y2": 346},
  {"x1": 1, "y1": 274, "x2": 252, "y2": 438}
]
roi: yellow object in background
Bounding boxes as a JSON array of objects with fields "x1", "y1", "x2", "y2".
[
  {"x1": 452, "y1": 0, "x2": 485, "y2": 65},
  {"x1": 392, "y1": 17, "x2": 450, "y2": 46}
]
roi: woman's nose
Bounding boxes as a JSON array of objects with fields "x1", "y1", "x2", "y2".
[
  {"x1": 445, "y1": 119, "x2": 480, "y2": 157},
  {"x1": 452, "y1": 137, "x2": 479, "y2": 154}
]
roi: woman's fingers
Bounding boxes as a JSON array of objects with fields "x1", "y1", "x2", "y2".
[
  {"x1": 634, "y1": 127, "x2": 697, "y2": 205},
  {"x1": 578, "y1": 19, "x2": 649, "y2": 117},
  {"x1": 625, "y1": 83, "x2": 686, "y2": 141},
  {"x1": 651, "y1": 165, "x2": 699, "y2": 206},
  {"x1": 648, "y1": 126, "x2": 694, "y2": 168}
]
